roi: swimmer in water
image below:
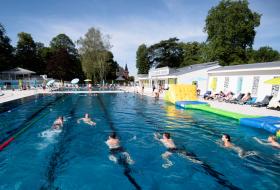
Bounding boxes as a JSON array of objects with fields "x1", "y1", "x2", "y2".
[
  {"x1": 268, "y1": 135, "x2": 280, "y2": 148},
  {"x1": 105, "y1": 132, "x2": 134, "y2": 165},
  {"x1": 154, "y1": 132, "x2": 178, "y2": 168},
  {"x1": 222, "y1": 134, "x2": 257, "y2": 158},
  {"x1": 77, "y1": 113, "x2": 96, "y2": 126},
  {"x1": 221, "y1": 134, "x2": 233, "y2": 147},
  {"x1": 52, "y1": 116, "x2": 64, "y2": 130},
  {"x1": 154, "y1": 132, "x2": 203, "y2": 168},
  {"x1": 254, "y1": 135, "x2": 280, "y2": 149}
]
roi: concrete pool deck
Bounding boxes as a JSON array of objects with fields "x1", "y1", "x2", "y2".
[
  {"x1": 0, "y1": 89, "x2": 49, "y2": 104},
  {"x1": 121, "y1": 87, "x2": 280, "y2": 117}
]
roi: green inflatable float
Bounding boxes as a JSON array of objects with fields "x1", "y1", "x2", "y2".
[{"x1": 182, "y1": 104, "x2": 257, "y2": 121}]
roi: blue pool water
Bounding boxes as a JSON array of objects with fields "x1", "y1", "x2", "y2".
[{"x1": 0, "y1": 93, "x2": 279, "y2": 190}]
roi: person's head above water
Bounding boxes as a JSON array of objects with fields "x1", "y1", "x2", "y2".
[
  {"x1": 85, "y1": 113, "x2": 89, "y2": 118},
  {"x1": 163, "y1": 132, "x2": 171, "y2": 139},
  {"x1": 109, "y1": 132, "x2": 117, "y2": 139},
  {"x1": 58, "y1": 116, "x2": 63, "y2": 121},
  {"x1": 222, "y1": 134, "x2": 231, "y2": 142},
  {"x1": 268, "y1": 135, "x2": 277, "y2": 142}
]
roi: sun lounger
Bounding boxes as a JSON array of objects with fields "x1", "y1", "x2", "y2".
[
  {"x1": 238, "y1": 97, "x2": 255, "y2": 105},
  {"x1": 227, "y1": 93, "x2": 245, "y2": 103},
  {"x1": 243, "y1": 97, "x2": 257, "y2": 105},
  {"x1": 267, "y1": 98, "x2": 280, "y2": 111},
  {"x1": 203, "y1": 91, "x2": 212, "y2": 99},
  {"x1": 251, "y1": 95, "x2": 273, "y2": 107}
]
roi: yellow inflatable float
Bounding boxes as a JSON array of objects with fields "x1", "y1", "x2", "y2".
[{"x1": 164, "y1": 84, "x2": 197, "y2": 104}]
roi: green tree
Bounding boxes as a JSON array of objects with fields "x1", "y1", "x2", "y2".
[
  {"x1": 50, "y1": 34, "x2": 78, "y2": 56},
  {"x1": 77, "y1": 27, "x2": 112, "y2": 82},
  {"x1": 136, "y1": 44, "x2": 149, "y2": 74},
  {"x1": 47, "y1": 34, "x2": 83, "y2": 80},
  {"x1": 148, "y1": 38, "x2": 183, "y2": 68},
  {"x1": 15, "y1": 32, "x2": 38, "y2": 70},
  {"x1": 254, "y1": 46, "x2": 280, "y2": 63},
  {"x1": 204, "y1": 0, "x2": 261, "y2": 65},
  {"x1": 0, "y1": 23, "x2": 14, "y2": 71},
  {"x1": 105, "y1": 51, "x2": 119, "y2": 81},
  {"x1": 180, "y1": 42, "x2": 211, "y2": 67}
]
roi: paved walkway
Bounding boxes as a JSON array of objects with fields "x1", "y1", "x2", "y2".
[
  {"x1": 0, "y1": 89, "x2": 48, "y2": 104},
  {"x1": 122, "y1": 87, "x2": 280, "y2": 117},
  {"x1": 202, "y1": 99, "x2": 280, "y2": 117}
]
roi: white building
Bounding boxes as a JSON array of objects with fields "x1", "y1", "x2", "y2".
[
  {"x1": 207, "y1": 61, "x2": 280, "y2": 101},
  {"x1": 137, "y1": 62, "x2": 219, "y2": 94}
]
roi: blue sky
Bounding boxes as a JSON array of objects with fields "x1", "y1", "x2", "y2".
[{"x1": 1, "y1": 0, "x2": 280, "y2": 75}]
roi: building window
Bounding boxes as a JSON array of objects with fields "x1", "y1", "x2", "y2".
[
  {"x1": 271, "y1": 76, "x2": 280, "y2": 97},
  {"x1": 224, "y1": 77, "x2": 229, "y2": 92},
  {"x1": 168, "y1": 78, "x2": 177, "y2": 84},
  {"x1": 251, "y1": 76, "x2": 260, "y2": 96}
]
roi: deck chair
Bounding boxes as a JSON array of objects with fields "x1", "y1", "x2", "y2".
[
  {"x1": 228, "y1": 93, "x2": 245, "y2": 103},
  {"x1": 203, "y1": 91, "x2": 212, "y2": 99},
  {"x1": 244, "y1": 97, "x2": 257, "y2": 105},
  {"x1": 267, "y1": 98, "x2": 280, "y2": 111},
  {"x1": 251, "y1": 95, "x2": 273, "y2": 107}
]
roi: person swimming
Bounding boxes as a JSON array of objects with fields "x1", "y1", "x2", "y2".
[
  {"x1": 77, "y1": 113, "x2": 96, "y2": 126},
  {"x1": 52, "y1": 116, "x2": 64, "y2": 130},
  {"x1": 222, "y1": 134, "x2": 257, "y2": 158},
  {"x1": 221, "y1": 134, "x2": 233, "y2": 147},
  {"x1": 154, "y1": 132, "x2": 187, "y2": 168},
  {"x1": 268, "y1": 135, "x2": 280, "y2": 148},
  {"x1": 105, "y1": 132, "x2": 134, "y2": 165},
  {"x1": 254, "y1": 135, "x2": 280, "y2": 149}
]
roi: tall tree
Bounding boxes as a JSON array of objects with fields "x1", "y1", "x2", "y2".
[
  {"x1": 0, "y1": 23, "x2": 14, "y2": 71},
  {"x1": 204, "y1": 0, "x2": 261, "y2": 65},
  {"x1": 105, "y1": 51, "x2": 119, "y2": 81},
  {"x1": 77, "y1": 27, "x2": 112, "y2": 82},
  {"x1": 148, "y1": 38, "x2": 183, "y2": 68},
  {"x1": 254, "y1": 46, "x2": 280, "y2": 63},
  {"x1": 15, "y1": 32, "x2": 38, "y2": 70},
  {"x1": 50, "y1": 34, "x2": 78, "y2": 56},
  {"x1": 180, "y1": 42, "x2": 211, "y2": 67},
  {"x1": 136, "y1": 44, "x2": 149, "y2": 74},
  {"x1": 46, "y1": 34, "x2": 83, "y2": 80}
]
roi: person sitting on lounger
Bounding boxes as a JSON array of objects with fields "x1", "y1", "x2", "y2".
[
  {"x1": 105, "y1": 132, "x2": 134, "y2": 165},
  {"x1": 219, "y1": 91, "x2": 234, "y2": 102},
  {"x1": 52, "y1": 116, "x2": 64, "y2": 130},
  {"x1": 222, "y1": 134, "x2": 257, "y2": 158},
  {"x1": 77, "y1": 113, "x2": 96, "y2": 126},
  {"x1": 240, "y1": 92, "x2": 251, "y2": 103},
  {"x1": 207, "y1": 91, "x2": 225, "y2": 100}
]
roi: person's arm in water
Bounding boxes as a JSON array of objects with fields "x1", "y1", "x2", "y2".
[
  {"x1": 86, "y1": 119, "x2": 96, "y2": 126},
  {"x1": 77, "y1": 118, "x2": 83, "y2": 124},
  {"x1": 154, "y1": 133, "x2": 161, "y2": 141},
  {"x1": 253, "y1": 137, "x2": 270, "y2": 145}
]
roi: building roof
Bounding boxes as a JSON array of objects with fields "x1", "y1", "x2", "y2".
[
  {"x1": 208, "y1": 61, "x2": 280, "y2": 73},
  {"x1": 136, "y1": 62, "x2": 219, "y2": 80},
  {"x1": 116, "y1": 76, "x2": 125, "y2": 81},
  {"x1": 173, "y1": 62, "x2": 219, "y2": 76},
  {"x1": 0, "y1": 67, "x2": 36, "y2": 75}
]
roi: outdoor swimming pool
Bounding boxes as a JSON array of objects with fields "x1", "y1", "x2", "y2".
[{"x1": 0, "y1": 93, "x2": 279, "y2": 190}]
